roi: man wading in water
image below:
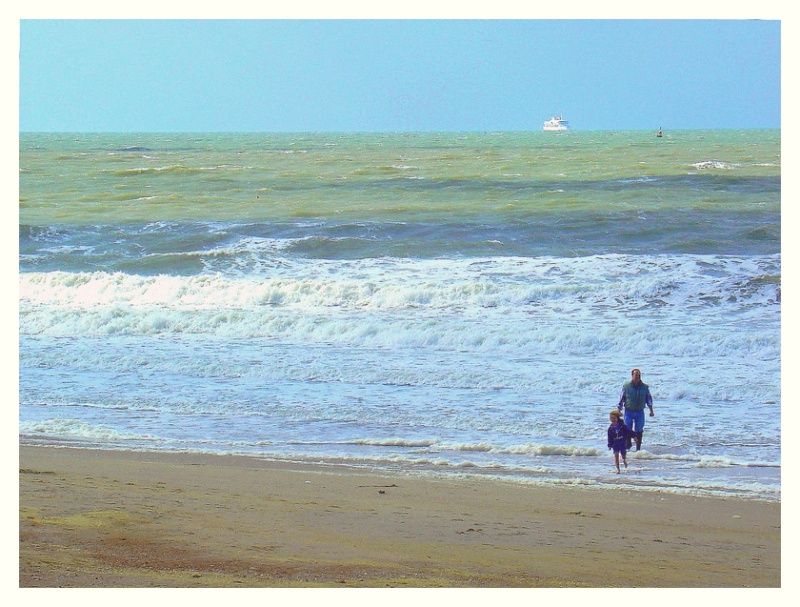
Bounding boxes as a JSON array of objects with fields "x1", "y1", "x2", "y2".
[{"x1": 617, "y1": 368, "x2": 654, "y2": 451}]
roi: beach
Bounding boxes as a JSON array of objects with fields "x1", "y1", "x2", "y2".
[
  {"x1": 19, "y1": 131, "x2": 782, "y2": 501},
  {"x1": 19, "y1": 445, "x2": 780, "y2": 588},
  {"x1": 19, "y1": 131, "x2": 782, "y2": 588}
]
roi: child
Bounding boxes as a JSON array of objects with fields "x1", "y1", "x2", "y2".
[{"x1": 608, "y1": 409, "x2": 635, "y2": 473}]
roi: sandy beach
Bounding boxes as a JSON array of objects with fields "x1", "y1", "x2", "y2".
[{"x1": 19, "y1": 445, "x2": 779, "y2": 588}]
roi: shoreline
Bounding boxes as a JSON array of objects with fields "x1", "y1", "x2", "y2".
[
  {"x1": 18, "y1": 438, "x2": 781, "y2": 503},
  {"x1": 18, "y1": 436, "x2": 783, "y2": 504},
  {"x1": 19, "y1": 445, "x2": 780, "y2": 587}
]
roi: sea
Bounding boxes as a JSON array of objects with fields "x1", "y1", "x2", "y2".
[{"x1": 18, "y1": 130, "x2": 781, "y2": 501}]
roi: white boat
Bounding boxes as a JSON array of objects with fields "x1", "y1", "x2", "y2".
[{"x1": 543, "y1": 116, "x2": 569, "y2": 131}]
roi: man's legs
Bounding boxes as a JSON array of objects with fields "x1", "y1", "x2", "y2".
[
  {"x1": 623, "y1": 409, "x2": 635, "y2": 449},
  {"x1": 634, "y1": 410, "x2": 645, "y2": 450},
  {"x1": 625, "y1": 409, "x2": 646, "y2": 451}
]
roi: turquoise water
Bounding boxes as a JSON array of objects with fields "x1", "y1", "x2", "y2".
[{"x1": 19, "y1": 130, "x2": 781, "y2": 499}]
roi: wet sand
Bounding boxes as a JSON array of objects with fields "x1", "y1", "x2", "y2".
[{"x1": 19, "y1": 445, "x2": 780, "y2": 588}]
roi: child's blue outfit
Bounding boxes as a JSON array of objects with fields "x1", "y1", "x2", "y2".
[{"x1": 608, "y1": 421, "x2": 635, "y2": 454}]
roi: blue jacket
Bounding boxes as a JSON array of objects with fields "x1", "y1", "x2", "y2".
[{"x1": 608, "y1": 421, "x2": 635, "y2": 451}]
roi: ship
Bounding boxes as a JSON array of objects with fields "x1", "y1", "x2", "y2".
[{"x1": 543, "y1": 116, "x2": 569, "y2": 131}]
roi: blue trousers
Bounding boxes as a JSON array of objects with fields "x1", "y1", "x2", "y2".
[{"x1": 624, "y1": 409, "x2": 646, "y2": 433}]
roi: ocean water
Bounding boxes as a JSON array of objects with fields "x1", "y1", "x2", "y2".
[{"x1": 19, "y1": 130, "x2": 781, "y2": 500}]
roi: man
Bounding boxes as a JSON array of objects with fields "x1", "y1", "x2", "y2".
[{"x1": 617, "y1": 368, "x2": 654, "y2": 451}]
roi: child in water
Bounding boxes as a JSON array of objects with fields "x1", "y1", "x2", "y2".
[{"x1": 607, "y1": 409, "x2": 635, "y2": 473}]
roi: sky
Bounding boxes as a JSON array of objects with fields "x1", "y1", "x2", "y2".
[{"x1": 17, "y1": 15, "x2": 782, "y2": 132}]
